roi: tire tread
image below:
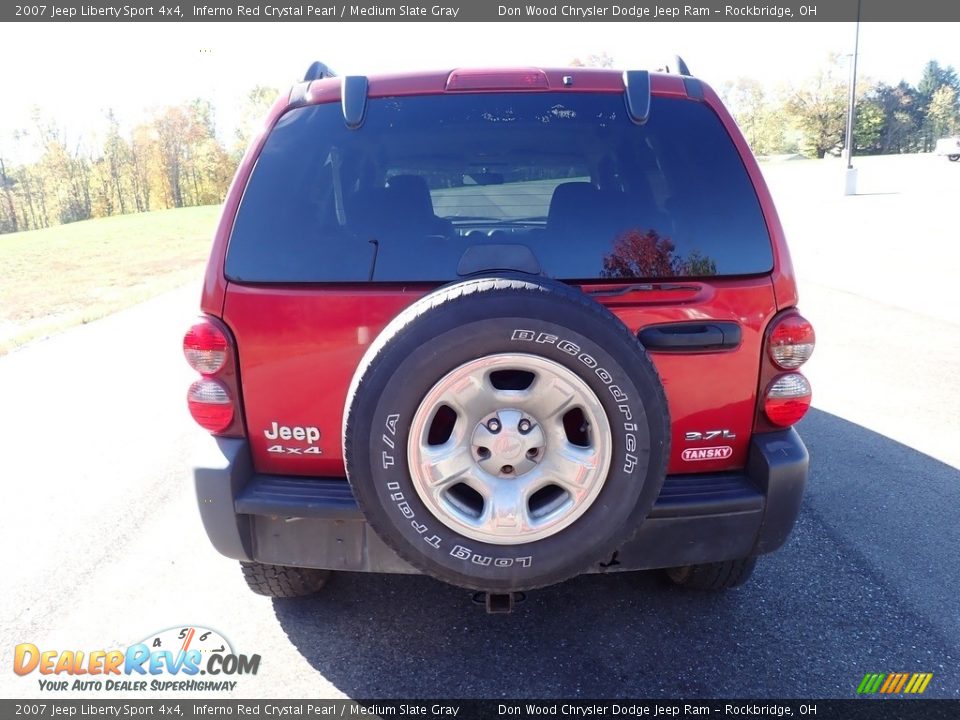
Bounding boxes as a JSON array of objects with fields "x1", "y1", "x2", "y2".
[
  {"x1": 665, "y1": 557, "x2": 757, "y2": 591},
  {"x1": 239, "y1": 561, "x2": 330, "y2": 598}
]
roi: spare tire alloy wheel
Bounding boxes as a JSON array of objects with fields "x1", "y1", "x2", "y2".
[
  {"x1": 344, "y1": 277, "x2": 670, "y2": 592},
  {"x1": 408, "y1": 353, "x2": 612, "y2": 545}
]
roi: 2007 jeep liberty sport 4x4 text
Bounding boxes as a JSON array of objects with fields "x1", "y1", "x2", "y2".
[{"x1": 184, "y1": 60, "x2": 814, "y2": 609}]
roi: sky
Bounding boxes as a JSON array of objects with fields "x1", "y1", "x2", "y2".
[{"x1": 1, "y1": 21, "x2": 958, "y2": 161}]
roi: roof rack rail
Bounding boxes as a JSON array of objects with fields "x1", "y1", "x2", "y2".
[
  {"x1": 304, "y1": 61, "x2": 337, "y2": 81},
  {"x1": 659, "y1": 55, "x2": 692, "y2": 76}
]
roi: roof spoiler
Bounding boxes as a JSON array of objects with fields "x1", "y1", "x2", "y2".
[
  {"x1": 659, "y1": 55, "x2": 692, "y2": 76},
  {"x1": 655, "y1": 55, "x2": 703, "y2": 100},
  {"x1": 341, "y1": 76, "x2": 369, "y2": 129},
  {"x1": 623, "y1": 71, "x2": 651, "y2": 125},
  {"x1": 300, "y1": 62, "x2": 368, "y2": 129},
  {"x1": 303, "y1": 61, "x2": 337, "y2": 81}
]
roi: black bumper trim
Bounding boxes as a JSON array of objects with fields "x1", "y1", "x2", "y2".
[
  {"x1": 749, "y1": 428, "x2": 810, "y2": 553},
  {"x1": 236, "y1": 470, "x2": 765, "y2": 521},
  {"x1": 194, "y1": 428, "x2": 807, "y2": 572},
  {"x1": 236, "y1": 475, "x2": 359, "y2": 518},
  {"x1": 193, "y1": 436, "x2": 254, "y2": 561},
  {"x1": 648, "y1": 472, "x2": 762, "y2": 518}
]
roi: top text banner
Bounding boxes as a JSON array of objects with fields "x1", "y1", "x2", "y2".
[{"x1": 4, "y1": 0, "x2": 960, "y2": 21}]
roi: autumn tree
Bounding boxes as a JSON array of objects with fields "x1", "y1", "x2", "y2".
[
  {"x1": 32, "y1": 111, "x2": 93, "y2": 224},
  {"x1": 152, "y1": 105, "x2": 190, "y2": 207},
  {"x1": 129, "y1": 123, "x2": 161, "y2": 212},
  {"x1": 927, "y1": 85, "x2": 960, "y2": 139},
  {"x1": 151, "y1": 100, "x2": 232, "y2": 209},
  {"x1": 869, "y1": 81, "x2": 922, "y2": 154},
  {"x1": 784, "y1": 55, "x2": 849, "y2": 158},
  {"x1": 102, "y1": 110, "x2": 131, "y2": 215},
  {"x1": 852, "y1": 93, "x2": 885, "y2": 154},
  {"x1": 917, "y1": 60, "x2": 960, "y2": 150},
  {"x1": 602, "y1": 228, "x2": 717, "y2": 279},
  {"x1": 13, "y1": 154, "x2": 50, "y2": 230},
  {"x1": 723, "y1": 78, "x2": 787, "y2": 155},
  {"x1": 234, "y1": 85, "x2": 280, "y2": 157},
  {"x1": 0, "y1": 156, "x2": 18, "y2": 233}
]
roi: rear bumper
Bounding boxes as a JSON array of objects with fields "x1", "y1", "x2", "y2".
[{"x1": 193, "y1": 429, "x2": 808, "y2": 574}]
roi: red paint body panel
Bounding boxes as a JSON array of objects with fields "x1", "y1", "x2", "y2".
[
  {"x1": 222, "y1": 278, "x2": 776, "y2": 477},
  {"x1": 202, "y1": 67, "x2": 798, "y2": 480}
]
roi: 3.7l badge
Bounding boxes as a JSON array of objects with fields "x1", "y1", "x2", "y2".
[{"x1": 685, "y1": 429, "x2": 736, "y2": 442}]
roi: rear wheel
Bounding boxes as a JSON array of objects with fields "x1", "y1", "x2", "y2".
[
  {"x1": 664, "y1": 557, "x2": 757, "y2": 591},
  {"x1": 239, "y1": 561, "x2": 331, "y2": 598},
  {"x1": 948, "y1": 154, "x2": 960, "y2": 161}
]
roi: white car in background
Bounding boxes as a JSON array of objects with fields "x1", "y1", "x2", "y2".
[{"x1": 935, "y1": 137, "x2": 960, "y2": 161}]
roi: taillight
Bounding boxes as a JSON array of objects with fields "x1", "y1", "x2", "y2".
[
  {"x1": 756, "y1": 310, "x2": 816, "y2": 430},
  {"x1": 187, "y1": 379, "x2": 234, "y2": 433},
  {"x1": 183, "y1": 317, "x2": 244, "y2": 437},
  {"x1": 763, "y1": 374, "x2": 812, "y2": 427},
  {"x1": 183, "y1": 322, "x2": 228, "y2": 375},
  {"x1": 768, "y1": 314, "x2": 815, "y2": 369}
]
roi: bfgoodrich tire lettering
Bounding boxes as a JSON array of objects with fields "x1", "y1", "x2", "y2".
[{"x1": 343, "y1": 276, "x2": 670, "y2": 592}]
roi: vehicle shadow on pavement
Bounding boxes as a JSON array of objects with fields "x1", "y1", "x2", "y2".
[{"x1": 273, "y1": 408, "x2": 960, "y2": 699}]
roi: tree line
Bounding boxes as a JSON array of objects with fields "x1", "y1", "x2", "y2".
[
  {"x1": 723, "y1": 57, "x2": 960, "y2": 158},
  {"x1": 1, "y1": 58, "x2": 958, "y2": 236},
  {"x1": 0, "y1": 86, "x2": 279, "y2": 235}
]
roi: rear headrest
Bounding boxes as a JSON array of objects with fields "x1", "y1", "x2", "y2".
[
  {"x1": 344, "y1": 187, "x2": 389, "y2": 233},
  {"x1": 547, "y1": 182, "x2": 600, "y2": 231},
  {"x1": 386, "y1": 174, "x2": 435, "y2": 218}
]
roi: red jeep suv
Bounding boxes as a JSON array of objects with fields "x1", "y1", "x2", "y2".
[{"x1": 184, "y1": 61, "x2": 814, "y2": 608}]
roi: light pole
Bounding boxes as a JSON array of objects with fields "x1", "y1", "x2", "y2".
[{"x1": 844, "y1": 0, "x2": 862, "y2": 195}]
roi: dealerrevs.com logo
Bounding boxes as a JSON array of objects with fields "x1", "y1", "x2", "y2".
[{"x1": 14, "y1": 626, "x2": 260, "y2": 692}]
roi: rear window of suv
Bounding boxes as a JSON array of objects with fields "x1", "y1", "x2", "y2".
[{"x1": 225, "y1": 92, "x2": 773, "y2": 283}]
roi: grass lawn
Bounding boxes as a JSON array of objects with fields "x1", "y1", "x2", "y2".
[{"x1": 0, "y1": 205, "x2": 220, "y2": 355}]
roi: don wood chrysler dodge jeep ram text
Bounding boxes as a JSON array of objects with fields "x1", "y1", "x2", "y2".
[{"x1": 183, "y1": 61, "x2": 814, "y2": 609}]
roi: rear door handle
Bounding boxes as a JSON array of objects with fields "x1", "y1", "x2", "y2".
[{"x1": 638, "y1": 322, "x2": 741, "y2": 352}]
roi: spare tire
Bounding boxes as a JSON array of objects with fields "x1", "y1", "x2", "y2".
[{"x1": 343, "y1": 276, "x2": 669, "y2": 592}]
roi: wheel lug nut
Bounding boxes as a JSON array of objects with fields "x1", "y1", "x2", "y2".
[
  {"x1": 487, "y1": 419, "x2": 501, "y2": 433},
  {"x1": 501, "y1": 465, "x2": 514, "y2": 475},
  {"x1": 518, "y1": 419, "x2": 532, "y2": 434},
  {"x1": 526, "y1": 448, "x2": 539, "y2": 458}
]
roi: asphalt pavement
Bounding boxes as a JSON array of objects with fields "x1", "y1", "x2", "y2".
[{"x1": 1, "y1": 153, "x2": 958, "y2": 700}]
